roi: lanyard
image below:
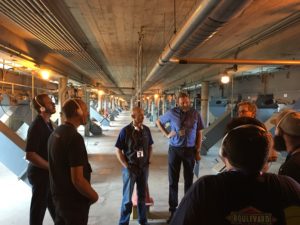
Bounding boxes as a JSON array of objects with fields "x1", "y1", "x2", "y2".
[{"x1": 180, "y1": 110, "x2": 187, "y2": 128}]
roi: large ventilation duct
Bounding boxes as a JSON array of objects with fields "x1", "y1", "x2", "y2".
[{"x1": 143, "y1": 0, "x2": 253, "y2": 91}]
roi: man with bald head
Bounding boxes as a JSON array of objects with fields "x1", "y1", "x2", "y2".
[{"x1": 116, "y1": 107, "x2": 154, "y2": 225}]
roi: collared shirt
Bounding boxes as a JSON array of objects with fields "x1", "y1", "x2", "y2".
[
  {"x1": 159, "y1": 107, "x2": 204, "y2": 147},
  {"x1": 115, "y1": 123, "x2": 154, "y2": 168}
]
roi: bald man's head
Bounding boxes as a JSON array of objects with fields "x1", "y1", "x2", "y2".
[{"x1": 131, "y1": 107, "x2": 144, "y2": 127}]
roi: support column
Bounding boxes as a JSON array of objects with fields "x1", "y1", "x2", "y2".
[
  {"x1": 58, "y1": 77, "x2": 68, "y2": 124},
  {"x1": 82, "y1": 85, "x2": 90, "y2": 137},
  {"x1": 130, "y1": 97, "x2": 134, "y2": 111},
  {"x1": 103, "y1": 96, "x2": 107, "y2": 112},
  {"x1": 97, "y1": 91, "x2": 103, "y2": 113},
  {"x1": 161, "y1": 95, "x2": 166, "y2": 115},
  {"x1": 151, "y1": 100, "x2": 155, "y2": 122},
  {"x1": 111, "y1": 96, "x2": 115, "y2": 111},
  {"x1": 201, "y1": 81, "x2": 209, "y2": 127}
]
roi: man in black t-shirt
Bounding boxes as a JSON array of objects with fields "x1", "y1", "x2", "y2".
[
  {"x1": 170, "y1": 117, "x2": 300, "y2": 225},
  {"x1": 25, "y1": 94, "x2": 56, "y2": 225},
  {"x1": 48, "y1": 99, "x2": 98, "y2": 225}
]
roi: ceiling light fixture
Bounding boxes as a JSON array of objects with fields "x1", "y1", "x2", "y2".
[
  {"x1": 221, "y1": 74, "x2": 230, "y2": 84},
  {"x1": 40, "y1": 69, "x2": 50, "y2": 80}
]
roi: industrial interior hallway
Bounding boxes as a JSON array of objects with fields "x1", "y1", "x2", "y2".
[{"x1": 0, "y1": 110, "x2": 284, "y2": 225}]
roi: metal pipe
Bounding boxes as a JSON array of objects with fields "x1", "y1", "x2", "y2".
[
  {"x1": 0, "y1": 3, "x2": 65, "y2": 51},
  {"x1": 144, "y1": 0, "x2": 220, "y2": 85},
  {"x1": 0, "y1": 44, "x2": 35, "y2": 63},
  {"x1": 170, "y1": 58, "x2": 300, "y2": 65},
  {"x1": 1, "y1": 0, "x2": 118, "y2": 88},
  {"x1": 143, "y1": 0, "x2": 252, "y2": 91},
  {"x1": 0, "y1": 80, "x2": 54, "y2": 92},
  {"x1": 98, "y1": 86, "x2": 135, "y2": 90}
]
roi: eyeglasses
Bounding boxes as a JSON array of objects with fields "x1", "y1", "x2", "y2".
[{"x1": 238, "y1": 110, "x2": 250, "y2": 114}]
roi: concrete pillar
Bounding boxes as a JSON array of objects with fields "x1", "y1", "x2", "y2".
[
  {"x1": 148, "y1": 98, "x2": 151, "y2": 115},
  {"x1": 162, "y1": 95, "x2": 166, "y2": 115},
  {"x1": 201, "y1": 81, "x2": 209, "y2": 127},
  {"x1": 156, "y1": 96, "x2": 160, "y2": 117},
  {"x1": 130, "y1": 97, "x2": 134, "y2": 111},
  {"x1": 116, "y1": 97, "x2": 119, "y2": 108},
  {"x1": 103, "y1": 96, "x2": 107, "y2": 111},
  {"x1": 97, "y1": 91, "x2": 102, "y2": 112},
  {"x1": 82, "y1": 85, "x2": 90, "y2": 137},
  {"x1": 111, "y1": 97, "x2": 115, "y2": 110},
  {"x1": 58, "y1": 77, "x2": 68, "y2": 124}
]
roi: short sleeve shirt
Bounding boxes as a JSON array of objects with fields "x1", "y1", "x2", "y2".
[
  {"x1": 115, "y1": 123, "x2": 153, "y2": 166},
  {"x1": 171, "y1": 171, "x2": 300, "y2": 225},
  {"x1": 25, "y1": 115, "x2": 53, "y2": 175},
  {"x1": 159, "y1": 107, "x2": 204, "y2": 147},
  {"x1": 48, "y1": 123, "x2": 92, "y2": 202}
]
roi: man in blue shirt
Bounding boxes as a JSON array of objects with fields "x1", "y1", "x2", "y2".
[
  {"x1": 156, "y1": 92, "x2": 204, "y2": 223},
  {"x1": 116, "y1": 107, "x2": 153, "y2": 225}
]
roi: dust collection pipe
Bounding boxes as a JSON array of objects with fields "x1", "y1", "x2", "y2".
[
  {"x1": 143, "y1": 0, "x2": 253, "y2": 90},
  {"x1": 169, "y1": 58, "x2": 300, "y2": 65}
]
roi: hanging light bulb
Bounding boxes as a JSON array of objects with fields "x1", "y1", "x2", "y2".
[
  {"x1": 40, "y1": 69, "x2": 50, "y2": 80},
  {"x1": 221, "y1": 75, "x2": 230, "y2": 84}
]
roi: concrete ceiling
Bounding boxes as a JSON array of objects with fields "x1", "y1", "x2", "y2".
[{"x1": 1, "y1": 0, "x2": 300, "y2": 99}]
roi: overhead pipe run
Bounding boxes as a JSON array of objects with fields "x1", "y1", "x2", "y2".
[
  {"x1": 170, "y1": 58, "x2": 300, "y2": 66},
  {"x1": 143, "y1": 0, "x2": 253, "y2": 91},
  {"x1": 0, "y1": 0, "x2": 122, "y2": 94}
]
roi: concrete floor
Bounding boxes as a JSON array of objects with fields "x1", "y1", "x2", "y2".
[{"x1": 0, "y1": 110, "x2": 285, "y2": 225}]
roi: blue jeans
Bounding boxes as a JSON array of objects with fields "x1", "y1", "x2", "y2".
[
  {"x1": 119, "y1": 166, "x2": 148, "y2": 225},
  {"x1": 168, "y1": 146, "x2": 195, "y2": 212}
]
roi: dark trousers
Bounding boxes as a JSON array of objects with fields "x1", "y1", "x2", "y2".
[
  {"x1": 119, "y1": 166, "x2": 149, "y2": 225},
  {"x1": 53, "y1": 198, "x2": 90, "y2": 225},
  {"x1": 168, "y1": 146, "x2": 195, "y2": 212},
  {"x1": 28, "y1": 173, "x2": 55, "y2": 225}
]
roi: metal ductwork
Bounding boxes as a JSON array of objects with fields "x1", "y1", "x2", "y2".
[
  {"x1": 0, "y1": 0, "x2": 123, "y2": 93},
  {"x1": 143, "y1": 0, "x2": 253, "y2": 91}
]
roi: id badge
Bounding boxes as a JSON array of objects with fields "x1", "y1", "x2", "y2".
[
  {"x1": 137, "y1": 148, "x2": 144, "y2": 158},
  {"x1": 178, "y1": 129, "x2": 186, "y2": 137}
]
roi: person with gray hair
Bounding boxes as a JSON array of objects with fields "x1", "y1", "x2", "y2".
[
  {"x1": 170, "y1": 117, "x2": 300, "y2": 225},
  {"x1": 273, "y1": 109, "x2": 300, "y2": 183}
]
